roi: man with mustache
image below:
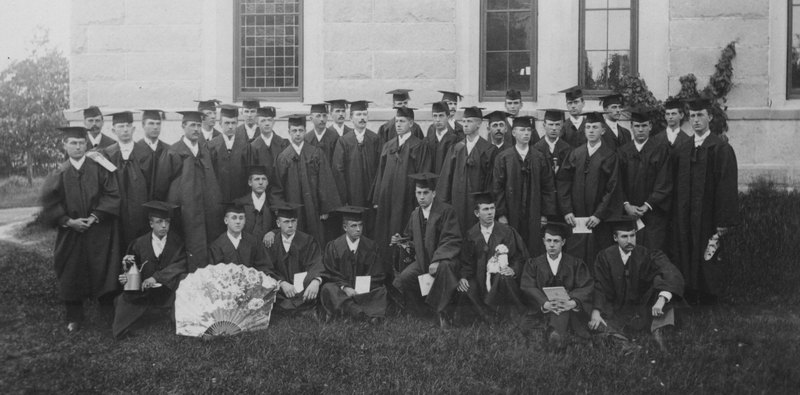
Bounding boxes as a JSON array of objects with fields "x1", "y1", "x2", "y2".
[
  {"x1": 81, "y1": 106, "x2": 114, "y2": 150},
  {"x1": 483, "y1": 111, "x2": 513, "y2": 154},
  {"x1": 326, "y1": 99, "x2": 353, "y2": 137}
]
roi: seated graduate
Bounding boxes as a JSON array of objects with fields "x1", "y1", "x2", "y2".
[
  {"x1": 320, "y1": 206, "x2": 388, "y2": 323},
  {"x1": 207, "y1": 201, "x2": 274, "y2": 275},
  {"x1": 392, "y1": 173, "x2": 462, "y2": 329},
  {"x1": 114, "y1": 201, "x2": 188, "y2": 339},
  {"x1": 236, "y1": 165, "x2": 277, "y2": 246},
  {"x1": 457, "y1": 191, "x2": 528, "y2": 323},
  {"x1": 267, "y1": 202, "x2": 326, "y2": 316},
  {"x1": 519, "y1": 222, "x2": 594, "y2": 348},
  {"x1": 589, "y1": 217, "x2": 686, "y2": 351}
]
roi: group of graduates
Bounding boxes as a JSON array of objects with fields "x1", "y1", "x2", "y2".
[{"x1": 39, "y1": 85, "x2": 739, "y2": 349}]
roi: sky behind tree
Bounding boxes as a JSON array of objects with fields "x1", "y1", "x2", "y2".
[{"x1": 0, "y1": 0, "x2": 71, "y2": 71}]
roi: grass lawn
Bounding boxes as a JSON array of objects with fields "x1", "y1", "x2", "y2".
[
  {"x1": 0, "y1": 176, "x2": 45, "y2": 209},
  {"x1": 2, "y1": 192, "x2": 800, "y2": 394}
]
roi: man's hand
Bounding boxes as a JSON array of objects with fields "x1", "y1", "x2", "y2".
[
  {"x1": 263, "y1": 231, "x2": 276, "y2": 248},
  {"x1": 636, "y1": 205, "x2": 649, "y2": 216},
  {"x1": 542, "y1": 301, "x2": 559, "y2": 314},
  {"x1": 717, "y1": 227, "x2": 729, "y2": 237},
  {"x1": 66, "y1": 218, "x2": 91, "y2": 232},
  {"x1": 564, "y1": 213, "x2": 576, "y2": 227},
  {"x1": 498, "y1": 216, "x2": 508, "y2": 224},
  {"x1": 342, "y1": 286, "x2": 357, "y2": 298},
  {"x1": 118, "y1": 274, "x2": 128, "y2": 285},
  {"x1": 279, "y1": 281, "x2": 296, "y2": 298},
  {"x1": 374, "y1": 205, "x2": 379, "y2": 209},
  {"x1": 457, "y1": 278, "x2": 469, "y2": 292},
  {"x1": 586, "y1": 216, "x2": 601, "y2": 229},
  {"x1": 623, "y1": 203, "x2": 639, "y2": 217},
  {"x1": 429, "y1": 261, "x2": 440, "y2": 276},
  {"x1": 499, "y1": 267, "x2": 515, "y2": 277},
  {"x1": 320, "y1": 214, "x2": 329, "y2": 221},
  {"x1": 142, "y1": 277, "x2": 158, "y2": 289},
  {"x1": 588, "y1": 309, "x2": 607, "y2": 330},
  {"x1": 303, "y1": 279, "x2": 320, "y2": 301},
  {"x1": 555, "y1": 299, "x2": 577, "y2": 313},
  {"x1": 652, "y1": 296, "x2": 666, "y2": 316},
  {"x1": 390, "y1": 233, "x2": 402, "y2": 245}
]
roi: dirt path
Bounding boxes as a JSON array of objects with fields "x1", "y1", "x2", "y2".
[{"x1": 0, "y1": 207, "x2": 40, "y2": 244}]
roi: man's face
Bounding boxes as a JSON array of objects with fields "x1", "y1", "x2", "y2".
[
  {"x1": 220, "y1": 117, "x2": 238, "y2": 136},
  {"x1": 343, "y1": 220, "x2": 363, "y2": 241},
  {"x1": 664, "y1": 109, "x2": 683, "y2": 128},
  {"x1": 289, "y1": 125, "x2": 305, "y2": 145},
  {"x1": 462, "y1": 118, "x2": 481, "y2": 135},
  {"x1": 584, "y1": 122, "x2": 604, "y2": 143},
  {"x1": 605, "y1": 104, "x2": 623, "y2": 121},
  {"x1": 395, "y1": 116, "x2": 412, "y2": 135},
  {"x1": 393, "y1": 100, "x2": 409, "y2": 108},
  {"x1": 84, "y1": 116, "x2": 104, "y2": 135},
  {"x1": 242, "y1": 108, "x2": 257, "y2": 126},
  {"x1": 505, "y1": 99, "x2": 522, "y2": 116},
  {"x1": 63, "y1": 137, "x2": 87, "y2": 160},
  {"x1": 445, "y1": 100, "x2": 457, "y2": 114},
  {"x1": 543, "y1": 233, "x2": 565, "y2": 257},
  {"x1": 512, "y1": 127, "x2": 531, "y2": 145},
  {"x1": 311, "y1": 112, "x2": 328, "y2": 131},
  {"x1": 249, "y1": 174, "x2": 268, "y2": 195},
  {"x1": 201, "y1": 110, "x2": 216, "y2": 128},
  {"x1": 331, "y1": 108, "x2": 346, "y2": 125},
  {"x1": 432, "y1": 112, "x2": 448, "y2": 131},
  {"x1": 566, "y1": 98, "x2": 584, "y2": 116},
  {"x1": 150, "y1": 217, "x2": 170, "y2": 238},
  {"x1": 474, "y1": 203, "x2": 495, "y2": 226},
  {"x1": 631, "y1": 121, "x2": 651, "y2": 143},
  {"x1": 489, "y1": 121, "x2": 506, "y2": 142},
  {"x1": 351, "y1": 110, "x2": 368, "y2": 130},
  {"x1": 183, "y1": 121, "x2": 202, "y2": 141},
  {"x1": 224, "y1": 212, "x2": 246, "y2": 234},
  {"x1": 544, "y1": 120, "x2": 563, "y2": 140},
  {"x1": 257, "y1": 117, "x2": 275, "y2": 135},
  {"x1": 613, "y1": 229, "x2": 637, "y2": 252},
  {"x1": 689, "y1": 109, "x2": 712, "y2": 133},
  {"x1": 277, "y1": 217, "x2": 297, "y2": 237},
  {"x1": 415, "y1": 187, "x2": 435, "y2": 208},
  {"x1": 142, "y1": 119, "x2": 161, "y2": 141},
  {"x1": 112, "y1": 123, "x2": 134, "y2": 144}
]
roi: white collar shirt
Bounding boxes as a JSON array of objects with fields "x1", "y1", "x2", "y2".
[
  {"x1": 346, "y1": 236, "x2": 360, "y2": 253},
  {"x1": 354, "y1": 129, "x2": 365, "y2": 143},
  {"x1": 145, "y1": 138, "x2": 160, "y2": 151},
  {"x1": 515, "y1": 144, "x2": 529, "y2": 159},
  {"x1": 570, "y1": 115, "x2": 584, "y2": 126},
  {"x1": 465, "y1": 135, "x2": 479, "y2": 155},
  {"x1": 435, "y1": 128, "x2": 447, "y2": 142},
  {"x1": 694, "y1": 129, "x2": 711, "y2": 147},
  {"x1": 183, "y1": 137, "x2": 199, "y2": 156},
  {"x1": 118, "y1": 141, "x2": 134, "y2": 160},
  {"x1": 634, "y1": 139, "x2": 647, "y2": 152},
  {"x1": 421, "y1": 204, "x2": 432, "y2": 220},
  {"x1": 282, "y1": 233, "x2": 296, "y2": 252},
  {"x1": 666, "y1": 127, "x2": 681, "y2": 144},
  {"x1": 69, "y1": 156, "x2": 86, "y2": 171},
  {"x1": 245, "y1": 124, "x2": 257, "y2": 140},
  {"x1": 397, "y1": 132, "x2": 411, "y2": 147},
  {"x1": 315, "y1": 129, "x2": 325, "y2": 142},
  {"x1": 480, "y1": 223, "x2": 494, "y2": 243},
  {"x1": 448, "y1": 118, "x2": 456, "y2": 130},
  {"x1": 152, "y1": 233, "x2": 167, "y2": 258},
  {"x1": 227, "y1": 232, "x2": 242, "y2": 249},
  {"x1": 292, "y1": 141, "x2": 304, "y2": 155},
  {"x1": 260, "y1": 132, "x2": 274, "y2": 147},
  {"x1": 547, "y1": 253, "x2": 563, "y2": 276},
  {"x1": 223, "y1": 133, "x2": 235, "y2": 151},
  {"x1": 606, "y1": 120, "x2": 619, "y2": 137},
  {"x1": 88, "y1": 133, "x2": 102, "y2": 147},
  {"x1": 546, "y1": 137, "x2": 559, "y2": 153},
  {"x1": 252, "y1": 192, "x2": 265, "y2": 212},
  {"x1": 332, "y1": 123, "x2": 345, "y2": 137},
  {"x1": 201, "y1": 129, "x2": 214, "y2": 142},
  {"x1": 619, "y1": 247, "x2": 631, "y2": 265},
  {"x1": 587, "y1": 141, "x2": 602, "y2": 157}
]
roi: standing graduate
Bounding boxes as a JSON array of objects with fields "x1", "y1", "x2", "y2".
[
  {"x1": 207, "y1": 202, "x2": 274, "y2": 275},
  {"x1": 320, "y1": 206, "x2": 389, "y2": 322},
  {"x1": 502, "y1": 89, "x2": 536, "y2": 146},
  {"x1": 208, "y1": 105, "x2": 252, "y2": 203},
  {"x1": 237, "y1": 165, "x2": 276, "y2": 246},
  {"x1": 436, "y1": 106, "x2": 498, "y2": 237},
  {"x1": 135, "y1": 110, "x2": 170, "y2": 200},
  {"x1": 439, "y1": 90, "x2": 466, "y2": 140},
  {"x1": 81, "y1": 106, "x2": 115, "y2": 150},
  {"x1": 273, "y1": 114, "x2": 342, "y2": 246},
  {"x1": 103, "y1": 111, "x2": 153, "y2": 249},
  {"x1": 235, "y1": 99, "x2": 262, "y2": 144},
  {"x1": 599, "y1": 94, "x2": 632, "y2": 150},
  {"x1": 305, "y1": 103, "x2": 340, "y2": 169},
  {"x1": 652, "y1": 99, "x2": 691, "y2": 154},
  {"x1": 670, "y1": 98, "x2": 739, "y2": 305},
  {"x1": 113, "y1": 201, "x2": 188, "y2": 339},
  {"x1": 39, "y1": 126, "x2": 121, "y2": 332},
  {"x1": 558, "y1": 86, "x2": 587, "y2": 148},
  {"x1": 557, "y1": 112, "x2": 621, "y2": 269},
  {"x1": 618, "y1": 108, "x2": 673, "y2": 251},
  {"x1": 154, "y1": 111, "x2": 224, "y2": 272},
  {"x1": 533, "y1": 109, "x2": 573, "y2": 206},
  {"x1": 195, "y1": 99, "x2": 222, "y2": 146},
  {"x1": 371, "y1": 107, "x2": 433, "y2": 267},
  {"x1": 250, "y1": 106, "x2": 289, "y2": 185},
  {"x1": 326, "y1": 99, "x2": 353, "y2": 137},
  {"x1": 484, "y1": 111, "x2": 513, "y2": 154},
  {"x1": 423, "y1": 101, "x2": 463, "y2": 175},
  {"x1": 376, "y1": 89, "x2": 425, "y2": 145},
  {"x1": 493, "y1": 116, "x2": 557, "y2": 258}
]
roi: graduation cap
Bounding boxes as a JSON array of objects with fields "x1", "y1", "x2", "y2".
[
  {"x1": 580, "y1": 111, "x2": 607, "y2": 124},
  {"x1": 217, "y1": 104, "x2": 241, "y2": 119},
  {"x1": 273, "y1": 202, "x2": 303, "y2": 219},
  {"x1": 430, "y1": 101, "x2": 449, "y2": 114},
  {"x1": 336, "y1": 206, "x2": 369, "y2": 222},
  {"x1": 242, "y1": 99, "x2": 260, "y2": 109},
  {"x1": 539, "y1": 108, "x2": 568, "y2": 122},
  {"x1": 685, "y1": 97, "x2": 714, "y2": 112},
  {"x1": 408, "y1": 172, "x2": 439, "y2": 190},
  {"x1": 543, "y1": 222, "x2": 572, "y2": 239},
  {"x1": 220, "y1": 201, "x2": 246, "y2": 215},
  {"x1": 176, "y1": 111, "x2": 205, "y2": 123},
  {"x1": 195, "y1": 99, "x2": 221, "y2": 112},
  {"x1": 107, "y1": 111, "x2": 135, "y2": 124},
  {"x1": 57, "y1": 126, "x2": 89, "y2": 139},
  {"x1": 608, "y1": 216, "x2": 639, "y2": 233},
  {"x1": 483, "y1": 110, "x2": 511, "y2": 124},
  {"x1": 282, "y1": 114, "x2": 307, "y2": 127},
  {"x1": 256, "y1": 106, "x2": 277, "y2": 118},
  {"x1": 559, "y1": 86, "x2": 584, "y2": 101},
  {"x1": 308, "y1": 103, "x2": 328, "y2": 114},
  {"x1": 142, "y1": 201, "x2": 178, "y2": 219},
  {"x1": 664, "y1": 98, "x2": 683, "y2": 110},
  {"x1": 246, "y1": 164, "x2": 268, "y2": 177},
  {"x1": 349, "y1": 100, "x2": 371, "y2": 112},
  {"x1": 599, "y1": 93, "x2": 624, "y2": 108},
  {"x1": 386, "y1": 89, "x2": 412, "y2": 102},
  {"x1": 629, "y1": 107, "x2": 656, "y2": 123},
  {"x1": 505, "y1": 89, "x2": 522, "y2": 100},
  {"x1": 81, "y1": 106, "x2": 103, "y2": 118},
  {"x1": 325, "y1": 99, "x2": 348, "y2": 110},
  {"x1": 470, "y1": 191, "x2": 494, "y2": 206},
  {"x1": 511, "y1": 116, "x2": 536, "y2": 129},
  {"x1": 438, "y1": 90, "x2": 463, "y2": 102},
  {"x1": 140, "y1": 109, "x2": 165, "y2": 122},
  {"x1": 461, "y1": 106, "x2": 485, "y2": 119},
  {"x1": 395, "y1": 107, "x2": 415, "y2": 120}
]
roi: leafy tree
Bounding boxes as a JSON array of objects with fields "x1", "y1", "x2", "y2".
[{"x1": 0, "y1": 29, "x2": 69, "y2": 184}]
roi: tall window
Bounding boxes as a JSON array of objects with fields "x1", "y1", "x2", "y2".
[
  {"x1": 579, "y1": 0, "x2": 638, "y2": 95},
  {"x1": 789, "y1": 0, "x2": 800, "y2": 99},
  {"x1": 234, "y1": 0, "x2": 303, "y2": 101},
  {"x1": 481, "y1": 0, "x2": 537, "y2": 101}
]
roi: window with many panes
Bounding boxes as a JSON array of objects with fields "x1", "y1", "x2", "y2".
[
  {"x1": 234, "y1": 0, "x2": 303, "y2": 101},
  {"x1": 481, "y1": 0, "x2": 537, "y2": 101},
  {"x1": 579, "y1": 0, "x2": 638, "y2": 95},
  {"x1": 788, "y1": 0, "x2": 800, "y2": 99}
]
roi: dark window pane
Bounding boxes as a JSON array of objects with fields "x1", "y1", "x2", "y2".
[
  {"x1": 508, "y1": 12, "x2": 532, "y2": 51},
  {"x1": 508, "y1": 0, "x2": 530, "y2": 10},
  {"x1": 487, "y1": 0, "x2": 508, "y2": 11},
  {"x1": 584, "y1": 10, "x2": 608, "y2": 51},
  {"x1": 486, "y1": 12, "x2": 509, "y2": 51},
  {"x1": 604, "y1": 51, "x2": 630, "y2": 89},
  {"x1": 238, "y1": 0, "x2": 300, "y2": 95},
  {"x1": 486, "y1": 52, "x2": 508, "y2": 91},
  {"x1": 583, "y1": 50, "x2": 607, "y2": 90},
  {"x1": 607, "y1": 10, "x2": 630, "y2": 50},
  {"x1": 792, "y1": 5, "x2": 800, "y2": 88},
  {"x1": 508, "y1": 52, "x2": 531, "y2": 91}
]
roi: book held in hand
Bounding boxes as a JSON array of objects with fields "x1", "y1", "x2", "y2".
[
  {"x1": 543, "y1": 286, "x2": 570, "y2": 301},
  {"x1": 355, "y1": 276, "x2": 371, "y2": 294},
  {"x1": 418, "y1": 274, "x2": 434, "y2": 296},
  {"x1": 293, "y1": 272, "x2": 307, "y2": 293}
]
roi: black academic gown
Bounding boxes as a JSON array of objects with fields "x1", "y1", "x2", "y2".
[
  {"x1": 504, "y1": 117, "x2": 540, "y2": 147},
  {"x1": 320, "y1": 235, "x2": 388, "y2": 318},
  {"x1": 602, "y1": 123, "x2": 633, "y2": 150},
  {"x1": 208, "y1": 232, "x2": 274, "y2": 275},
  {"x1": 424, "y1": 125, "x2": 463, "y2": 174},
  {"x1": 104, "y1": 142, "x2": 153, "y2": 249},
  {"x1": 332, "y1": 128, "x2": 381, "y2": 207},
  {"x1": 235, "y1": 124, "x2": 261, "y2": 144},
  {"x1": 250, "y1": 133, "x2": 290, "y2": 204},
  {"x1": 327, "y1": 124, "x2": 353, "y2": 138},
  {"x1": 267, "y1": 231, "x2": 325, "y2": 312},
  {"x1": 490, "y1": 140, "x2": 513, "y2": 157},
  {"x1": 652, "y1": 128, "x2": 692, "y2": 156},
  {"x1": 197, "y1": 128, "x2": 221, "y2": 148},
  {"x1": 135, "y1": 139, "x2": 170, "y2": 201},
  {"x1": 377, "y1": 118, "x2": 425, "y2": 146},
  {"x1": 39, "y1": 158, "x2": 121, "y2": 301},
  {"x1": 154, "y1": 139, "x2": 225, "y2": 272},
  {"x1": 533, "y1": 138, "x2": 572, "y2": 181},
  {"x1": 556, "y1": 143, "x2": 621, "y2": 267},
  {"x1": 618, "y1": 139, "x2": 673, "y2": 250},
  {"x1": 492, "y1": 147, "x2": 557, "y2": 257},
  {"x1": 87, "y1": 133, "x2": 115, "y2": 151},
  {"x1": 560, "y1": 117, "x2": 587, "y2": 148},
  {"x1": 236, "y1": 192, "x2": 275, "y2": 244},
  {"x1": 305, "y1": 129, "x2": 340, "y2": 169},
  {"x1": 208, "y1": 134, "x2": 253, "y2": 204},
  {"x1": 436, "y1": 137, "x2": 498, "y2": 236},
  {"x1": 670, "y1": 133, "x2": 739, "y2": 297}
]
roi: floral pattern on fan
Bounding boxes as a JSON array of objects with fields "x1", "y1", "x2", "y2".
[{"x1": 175, "y1": 263, "x2": 279, "y2": 337}]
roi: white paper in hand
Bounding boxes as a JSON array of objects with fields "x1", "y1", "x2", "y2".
[
  {"x1": 86, "y1": 151, "x2": 118, "y2": 172},
  {"x1": 543, "y1": 286, "x2": 570, "y2": 301},
  {"x1": 572, "y1": 217, "x2": 592, "y2": 234},
  {"x1": 355, "y1": 276, "x2": 371, "y2": 294},
  {"x1": 293, "y1": 272, "x2": 307, "y2": 293},
  {"x1": 418, "y1": 274, "x2": 434, "y2": 296},
  {"x1": 636, "y1": 218, "x2": 646, "y2": 230}
]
